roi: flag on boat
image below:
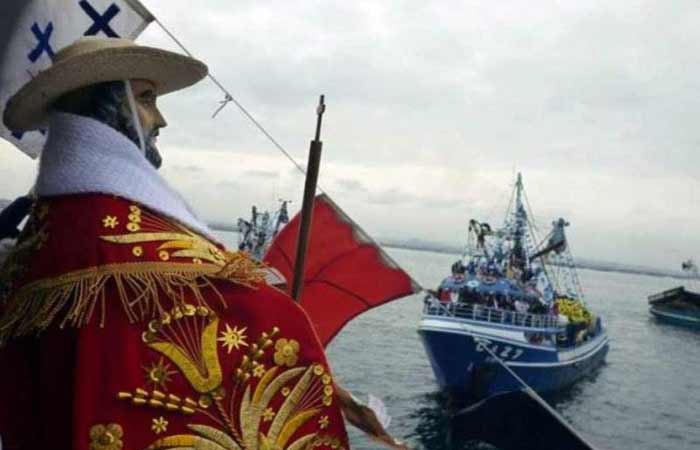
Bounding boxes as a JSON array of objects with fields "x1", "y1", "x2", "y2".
[
  {"x1": 264, "y1": 194, "x2": 421, "y2": 346},
  {"x1": 0, "y1": 0, "x2": 153, "y2": 158}
]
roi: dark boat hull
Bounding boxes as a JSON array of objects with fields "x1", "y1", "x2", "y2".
[
  {"x1": 648, "y1": 286, "x2": 700, "y2": 328},
  {"x1": 649, "y1": 305, "x2": 700, "y2": 328}
]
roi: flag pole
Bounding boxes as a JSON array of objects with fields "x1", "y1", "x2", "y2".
[{"x1": 291, "y1": 95, "x2": 326, "y2": 302}]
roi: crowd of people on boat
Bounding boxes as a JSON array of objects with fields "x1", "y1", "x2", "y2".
[
  {"x1": 436, "y1": 258, "x2": 550, "y2": 313},
  {"x1": 426, "y1": 257, "x2": 602, "y2": 346},
  {"x1": 434, "y1": 284, "x2": 549, "y2": 316}
]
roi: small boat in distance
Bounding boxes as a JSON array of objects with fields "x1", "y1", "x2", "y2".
[
  {"x1": 237, "y1": 200, "x2": 290, "y2": 260},
  {"x1": 418, "y1": 174, "x2": 609, "y2": 399},
  {"x1": 648, "y1": 260, "x2": 700, "y2": 328}
]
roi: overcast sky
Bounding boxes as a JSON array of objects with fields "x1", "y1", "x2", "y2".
[{"x1": 2, "y1": 0, "x2": 699, "y2": 269}]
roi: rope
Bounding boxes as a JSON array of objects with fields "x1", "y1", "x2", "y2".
[
  {"x1": 474, "y1": 337, "x2": 598, "y2": 450},
  {"x1": 152, "y1": 17, "x2": 321, "y2": 191}
]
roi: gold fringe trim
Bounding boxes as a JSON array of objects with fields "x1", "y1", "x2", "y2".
[{"x1": 0, "y1": 256, "x2": 267, "y2": 344}]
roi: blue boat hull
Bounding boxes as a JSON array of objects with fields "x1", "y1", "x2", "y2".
[
  {"x1": 650, "y1": 306, "x2": 700, "y2": 328},
  {"x1": 418, "y1": 318, "x2": 609, "y2": 398}
]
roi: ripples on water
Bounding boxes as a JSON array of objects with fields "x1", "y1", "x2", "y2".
[
  {"x1": 325, "y1": 248, "x2": 700, "y2": 450},
  {"x1": 213, "y1": 231, "x2": 699, "y2": 450}
]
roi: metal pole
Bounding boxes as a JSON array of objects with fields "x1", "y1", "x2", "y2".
[{"x1": 291, "y1": 95, "x2": 326, "y2": 302}]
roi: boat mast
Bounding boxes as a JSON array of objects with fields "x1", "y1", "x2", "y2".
[{"x1": 511, "y1": 173, "x2": 528, "y2": 271}]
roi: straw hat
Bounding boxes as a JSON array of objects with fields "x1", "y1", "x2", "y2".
[{"x1": 3, "y1": 37, "x2": 208, "y2": 132}]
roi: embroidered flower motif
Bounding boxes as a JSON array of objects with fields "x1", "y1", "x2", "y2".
[
  {"x1": 318, "y1": 415, "x2": 330, "y2": 429},
  {"x1": 252, "y1": 362, "x2": 266, "y2": 378},
  {"x1": 324, "y1": 385, "x2": 334, "y2": 396},
  {"x1": 262, "y1": 407, "x2": 276, "y2": 422},
  {"x1": 322, "y1": 374, "x2": 332, "y2": 385},
  {"x1": 158, "y1": 250, "x2": 170, "y2": 261},
  {"x1": 102, "y1": 216, "x2": 119, "y2": 229},
  {"x1": 313, "y1": 364, "x2": 325, "y2": 376},
  {"x1": 144, "y1": 357, "x2": 177, "y2": 390},
  {"x1": 151, "y1": 416, "x2": 168, "y2": 434},
  {"x1": 132, "y1": 246, "x2": 143, "y2": 257},
  {"x1": 89, "y1": 423, "x2": 123, "y2": 450},
  {"x1": 281, "y1": 386, "x2": 291, "y2": 397},
  {"x1": 128, "y1": 213, "x2": 142, "y2": 223},
  {"x1": 217, "y1": 323, "x2": 248, "y2": 353},
  {"x1": 274, "y1": 338, "x2": 299, "y2": 367},
  {"x1": 323, "y1": 395, "x2": 333, "y2": 406},
  {"x1": 127, "y1": 222, "x2": 141, "y2": 232},
  {"x1": 129, "y1": 205, "x2": 141, "y2": 214}
]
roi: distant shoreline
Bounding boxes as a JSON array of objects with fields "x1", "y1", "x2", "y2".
[
  {"x1": 209, "y1": 224, "x2": 694, "y2": 281},
  {"x1": 380, "y1": 241, "x2": 694, "y2": 281}
]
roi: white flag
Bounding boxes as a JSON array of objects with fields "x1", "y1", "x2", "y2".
[{"x1": 0, "y1": 0, "x2": 154, "y2": 158}]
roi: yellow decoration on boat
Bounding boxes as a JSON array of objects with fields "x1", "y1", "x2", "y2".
[{"x1": 555, "y1": 298, "x2": 591, "y2": 324}]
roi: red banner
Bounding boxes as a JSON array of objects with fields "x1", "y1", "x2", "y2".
[{"x1": 264, "y1": 194, "x2": 420, "y2": 346}]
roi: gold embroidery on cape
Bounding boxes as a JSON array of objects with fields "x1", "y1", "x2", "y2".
[
  {"x1": 115, "y1": 309, "x2": 343, "y2": 450},
  {"x1": 101, "y1": 206, "x2": 227, "y2": 266},
  {"x1": 145, "y1": 309, "x2": 223, "y2": 393},
  {"x1": 318, "y1": 415, "x2": 329, "y2": 429},
  {"x1": 0, "y1": 203, "x2": 267, "y2": 343},
  {"x1": 218, "y1": 323, "x2": 249, "y2": 354},
  {"x1": 89, "y1": 423, "x2": 124, "y2": 450},
  {"x1": 103, "y1": 215, "x2": 119, "y2": 229},
  {"x1": 144, "y1": 357, "x2": 177, "y2": 391},
  {"x1": 274, "y1": 339, "x2": 300, "y2": 367},
  {"x1": 152, "y1": 417, "x2": 169, "y2": 435}
]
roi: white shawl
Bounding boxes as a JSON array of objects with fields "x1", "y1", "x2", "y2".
[{"x1": 35, "y1": 112, "x2": 216, "y2": 241}]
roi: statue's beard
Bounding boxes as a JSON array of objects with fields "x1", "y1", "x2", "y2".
[
  {"x1": 141, "y1": 128, "x2": 163, "y2": 169},
  {"x1": 89, "y1": 81, "x2": 163, "y2": 170},
  {"x1": 120, "y1": 117, "x2": 162, "y2": 169}
]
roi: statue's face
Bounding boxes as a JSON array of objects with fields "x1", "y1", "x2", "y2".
[{"x1": 129, "y1": 79, "x2": 166, "y2": 151}]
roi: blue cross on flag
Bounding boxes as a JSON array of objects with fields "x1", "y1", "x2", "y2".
[{"x1": 0, "y1": 0, "x2": 154, "y2": 158}]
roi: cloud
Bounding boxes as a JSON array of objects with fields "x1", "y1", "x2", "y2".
[
  {"x1": 335, "y1": 178, "x2": 368, "y2": 193},
  {"x1": 243, "y1": 169, "x2": 278, "y2": 180},
  {"x1": 168, "y1": 164, "x2": 206, "y2": 174},
  {"x1": 2, "y1": 0, "x2": 699, "y2": 269}
]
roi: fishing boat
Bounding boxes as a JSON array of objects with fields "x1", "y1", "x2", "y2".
[
  {"x1": 418, "y1": 174, "x2": 609, "y2": 398},
  {"x1": 648, "y1": 260, "x2": 700, "y2": 327},
  {"x1": 237, "y1": 199, "x2": 290, "y2": 260}
]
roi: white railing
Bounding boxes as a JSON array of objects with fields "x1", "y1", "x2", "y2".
[{"x1": 423, "y1": 299, "x2": 561, "y2": 330}]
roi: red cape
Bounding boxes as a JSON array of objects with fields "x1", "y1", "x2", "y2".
[{"x1": 0, "y1": 194, "x2": 350, "y2": 450}]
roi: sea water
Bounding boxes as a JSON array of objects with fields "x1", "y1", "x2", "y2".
[{"x1": 216, "y1": 232, "x2": 700, "y2": 450}]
